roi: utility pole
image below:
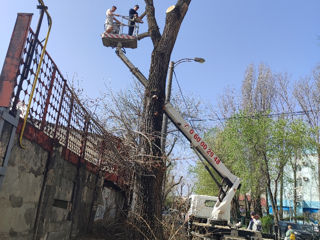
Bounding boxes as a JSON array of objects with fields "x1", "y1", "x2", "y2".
[
  {"x1": 160, "y1": 61, "x2": 174, "y2": 153},
  {"x1": 160, "y1": 57, "x2": 205, "y2": 154}
]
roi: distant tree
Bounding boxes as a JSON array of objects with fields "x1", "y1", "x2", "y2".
[
  {"x1": 199, "y1": 110, "x2": 286, "y2": 230},
  {"x1": 209, "y1": 64, "x2": 287, "y2": 235},
  {"x1": 293, "y1": 64, "x2": 320, "y2": 202},
  {"x1": 285, "y1": 120, "x2": 314, "y2": 221},
  {"x1": 233, "y1": 63, "x2": 277, "y2": 216},
  {"x1": 273, "y1": 72, "x2": 294, "y2": 219}
]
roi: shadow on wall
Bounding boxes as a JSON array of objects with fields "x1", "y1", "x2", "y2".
[{"x1": 94, "y1": 186, "x2": 125, "y2": 222}]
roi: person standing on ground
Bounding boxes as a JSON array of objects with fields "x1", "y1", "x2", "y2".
[
  {"x1": 105, "y1": 6, "x2": 121, "y2": 33},
  {"x1": 285, "y1": 225, "x2": 295, "y2": 240},
  {"x1": 252, "y1": 214, "x2": 262, "y2": 232},
  {"x1": 247, "y1": 212, "x2": 255, "y2": 230},
  {"x1": 128, "y1": 5, "x2": 143, "y2": 35}
]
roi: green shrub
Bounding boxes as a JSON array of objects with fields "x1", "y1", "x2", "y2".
[{"x1": 261, "y1": 215, "x2": 273, "y2": 233}]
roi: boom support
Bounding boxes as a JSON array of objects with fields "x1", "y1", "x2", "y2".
[
  {"x1": 164, "y1": 102, "x2": 241, "y2": 221},
  {"x1": 115, "y1": 46, "x2": 241, "y2": 222}
]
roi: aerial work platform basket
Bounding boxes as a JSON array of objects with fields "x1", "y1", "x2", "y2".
[
  {"x1": 101, "y1": 32, "x2": 137, "y2": 49},
  {"x1": 101, "y1": 14, "x2": 141, "y2": 49}
]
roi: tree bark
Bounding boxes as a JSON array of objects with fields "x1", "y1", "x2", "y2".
[
  {"x1": 130, "y1": 1, "x2": 192, "y2": 239},
  {"x1": 265, "y1": 186, "x2": 270, "y2": 215},
  {"x1": 293, "y1": 157, "x2": 297, "y2": 223},
  {"x1": 253, "y1": 184, "x2": 262, "y2": 217},
  {"x1": 279, "y1": 170, "x2": 284, "y2": 220},
  {"x1": 318, "y1": 146, "x2": 320, "y2": 203},
  {"x1": 231, "y1": 195, "x2": 240, "y2": 223},
  {"x1": 267, "y1": 183, "x2": 280, "y2": 237}
]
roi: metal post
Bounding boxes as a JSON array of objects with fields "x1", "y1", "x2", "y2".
[
  {"x1": 19, "y1": 1, "x2": 52, "y2": 148},
  {"x1": 160, "y1": 61, "x2": 174, "y2": 153}
]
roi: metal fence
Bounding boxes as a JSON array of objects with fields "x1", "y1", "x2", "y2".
[{"x1": 11, "y1": 28, "x2": 108, "y2": 167}]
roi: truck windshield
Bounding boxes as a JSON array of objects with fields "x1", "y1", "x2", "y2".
[{"x1": 204, "y1": 200, "x2": 216, "y2": 208}]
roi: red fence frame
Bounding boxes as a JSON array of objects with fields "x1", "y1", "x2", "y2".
[{"x1": 0, "y1": 13, "x2": 131, "y2": 188}]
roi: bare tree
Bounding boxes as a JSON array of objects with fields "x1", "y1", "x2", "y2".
[
  {"x1": 241, "y1": 63, "x2": 276, "y2": 112},
  {"x1": 97, "y1": 81, "x2": 205, "y2": 239},
  {"x1": 114, "y1": 1, "x2": 194, "y2": 239},
  {"x1": 242, "y1": 63, "x2": 277, "y2": 217},
  {"x1": 241, "y1": 64, "x2": 255, "y2": 111},
  {"x1": 293, "y1": 64, "x2": 320, "y2": 202}
]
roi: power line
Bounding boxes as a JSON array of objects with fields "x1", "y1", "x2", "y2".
[
  {"x1": 171, "y1": 70, "x2": 316, "y2": 123},
  {"x1": 189, "y1": 110, "x2": 314, "y2": 122},
  {"x1": 173, "y1": 70, "x2": 196, "y2": 129}
]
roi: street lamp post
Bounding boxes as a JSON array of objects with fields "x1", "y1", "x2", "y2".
[{"x1": 160, "y1": 57, "x2": 205, "y2": 153}]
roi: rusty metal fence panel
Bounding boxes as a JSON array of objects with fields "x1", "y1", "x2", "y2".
[{"x1": 10, "y1": 28, "x2": 109, "y2": 168}]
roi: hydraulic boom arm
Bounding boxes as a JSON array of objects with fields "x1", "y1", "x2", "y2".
[
  {"x1": 163, "y1": 102, "x2": 239, "y2": 186},
  {"x1": 164, "y1": 102, "x2": 241, "y2": 222}
]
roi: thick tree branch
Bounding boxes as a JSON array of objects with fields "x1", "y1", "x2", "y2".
[
  {"x1": 137, "y1": 32, "x2": 150, "y2": 40},
  {"x1": 144, "y1": 0, "x2": 161, "y2": 46},
  {"x1": 155, "y1": 0, "x2": 191, "y2": 54}
]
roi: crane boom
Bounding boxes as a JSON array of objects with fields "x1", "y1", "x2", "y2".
[
  {"x1": 164, "y1": 102, "x2": 241, "y2": 222},
  {"x1": 163, "y1": 102, "x2": 239, "y2": 184}
]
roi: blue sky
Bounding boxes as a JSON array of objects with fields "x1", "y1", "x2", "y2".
[{"x1": 1, "y1": 0, "x2": 319, "y2": 110}]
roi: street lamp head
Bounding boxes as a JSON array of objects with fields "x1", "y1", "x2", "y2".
[
  {"x1": 194, "y1": 57, "x2": 205, "y2": 63},
  {"x1": 173, "y1": 57, "x2": 206, "y2": 67}
]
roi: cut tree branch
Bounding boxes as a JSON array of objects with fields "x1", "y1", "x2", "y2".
[{"x1": 137, "y1": 32, "x2": 150, "y2": 40}]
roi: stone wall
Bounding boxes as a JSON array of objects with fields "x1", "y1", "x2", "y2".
[
  {"x1": 0, "y1": 121, "x2": 126, "y2": 240},
  {"x1": 0, "y1": 121, "x2": 47, "y2": 239}
]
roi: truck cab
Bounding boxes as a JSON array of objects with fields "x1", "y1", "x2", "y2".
[{"x1": 186, "y1": 194, "x2": 218, "y2": 223}]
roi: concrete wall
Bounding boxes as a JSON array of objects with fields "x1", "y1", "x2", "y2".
[
  {"x1": 94, "y1": 186, "x2": 125, "y2": 223},
  {"x1": 0, "y1": 121, "x2": 47, "y2": 239},
  {"x1": 0, "y1": 121, "x2": 126, "y2": 240}
]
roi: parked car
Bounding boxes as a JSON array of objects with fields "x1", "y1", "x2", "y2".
[
  {"x1": 300, "y1": 224, "x2": 320, "y2": 240},
  {"x1": 278, "y1": 221, "x2": 313, "y2": 240}
]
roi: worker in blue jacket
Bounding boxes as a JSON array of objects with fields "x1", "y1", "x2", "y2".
[{"x1": 128, "y1": 5, "x2": 142, "y2": 35}]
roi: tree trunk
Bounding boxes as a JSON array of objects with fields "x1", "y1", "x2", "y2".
[
  {"x1": 253, "y1": 184, "x2": 262, "y2": 217},
  {"x1": 279, "y1": 170, "x2": 284, "y2": 220},
  {"x1": 293, "y1": 158, "x2": 297, "y2": 223},
  {"x1": 265, "y1": 186, "x2": 270, "y2": 215},
  {"x1": 318, "y1": 146, "x2": 320, "y2": 203},
  {"x1": 129, "y1": 1, "x2": 192, "y2": 239},
  {"x1": 231, "y1": 195, "x2": 240, "y2": 224},
  {"x1": 267, "y1": 183, "x2": 280, "y2": 237}
]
